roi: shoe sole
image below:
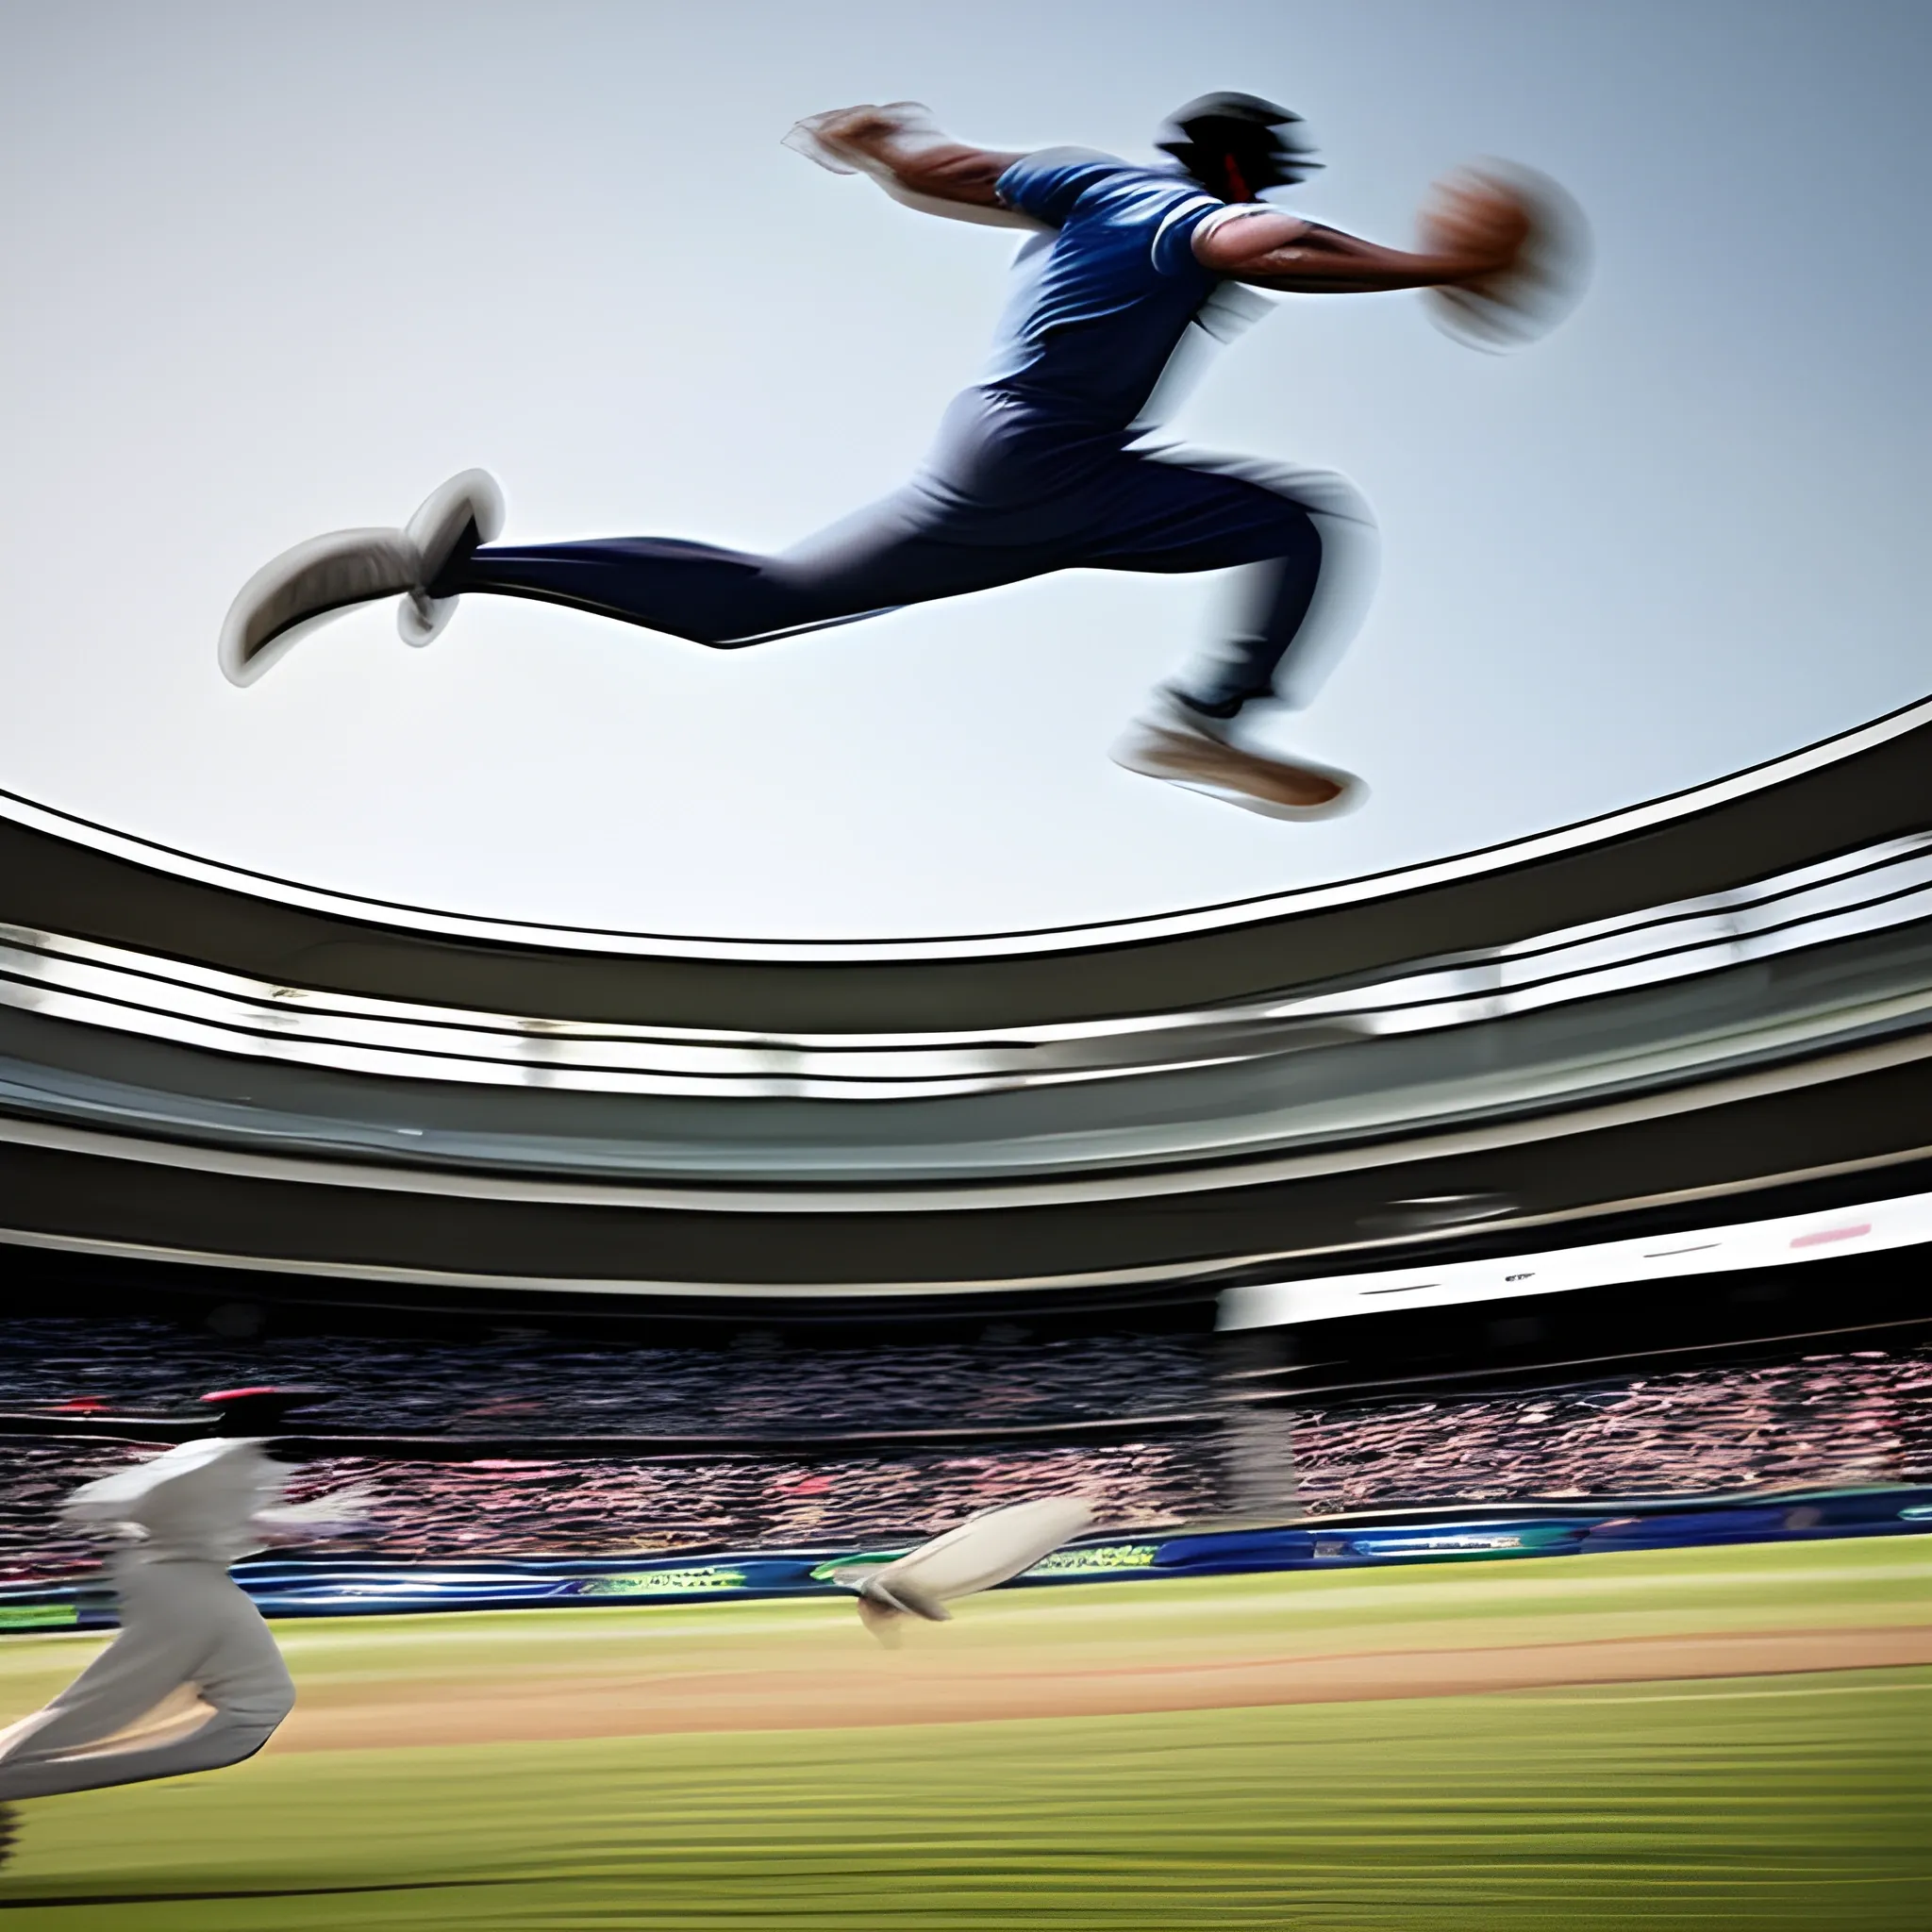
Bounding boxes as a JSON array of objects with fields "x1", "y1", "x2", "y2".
[
  {"x1": 1111, "y1": 731, "x2": 1366, "y2": 822},
  {"x1": 1164, "y1": 773, "x2": 1369, "y2": 822}
]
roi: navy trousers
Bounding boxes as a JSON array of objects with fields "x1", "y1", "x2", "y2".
[{"x1": 446, "y1": 389, "x2": 1357, "y2": 717}]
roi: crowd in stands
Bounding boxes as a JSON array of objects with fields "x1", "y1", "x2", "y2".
[{"x1": 0, "y1": 1317, "x2": 1924, "y2": 1585}]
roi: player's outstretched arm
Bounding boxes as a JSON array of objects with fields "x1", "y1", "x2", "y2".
[
  {"x1": 785, "y1": 102, "x2": 1033, "y2": 225},
  {"x1": 1198, "y1": 172, "x2": 1530, "y2": 294},
  {"x1": 249, "y1": 1480, "x2": 383, "y2": 1544}
]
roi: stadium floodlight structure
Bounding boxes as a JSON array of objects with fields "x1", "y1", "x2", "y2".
[{"x1": 5, "y1": 697, "x2": 1932, "y2": 1325}]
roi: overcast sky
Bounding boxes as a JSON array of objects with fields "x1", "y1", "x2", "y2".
[{"x1": 1, "y1": 0, "x2": 1926, "y2": 940}]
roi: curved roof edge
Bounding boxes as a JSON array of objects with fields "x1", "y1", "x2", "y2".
[
  {"x1": 6, "y1": 695, "x2": 1931, "y2": 1029},
  {"x1": 5, "y1": 696, "x2": 1930, "y2": 963}
]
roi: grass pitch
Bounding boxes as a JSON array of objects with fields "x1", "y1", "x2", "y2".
[{"x1": 0, "y1": 1539, "x2": 1924, "y2": 1928}]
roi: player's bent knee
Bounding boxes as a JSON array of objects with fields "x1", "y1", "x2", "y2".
[
  {"x1": 201, "y1": 1704, "x2": 292, "y2": 1770},
  {"x1": 218, "y1": 1724, "x2": 284, "y2": 1770},
  {"x1": 254, "y1": 1682, "x2": 298, "y2": 1727},
  {"x1": 221, "y1": 1678, "x2": 296, "y2": 1733}
]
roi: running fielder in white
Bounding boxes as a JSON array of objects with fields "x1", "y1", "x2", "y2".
[{"x1": 0, "y1": 1389, "x2": 373, "y2": 1828}]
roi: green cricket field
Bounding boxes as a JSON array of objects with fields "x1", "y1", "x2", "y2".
[{"x1": 0, "y1": 1536, "x2": 1924, "y2": 1928}]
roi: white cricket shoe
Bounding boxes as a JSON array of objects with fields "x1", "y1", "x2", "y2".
[
  {"x1": 397, "y1": 468, "x2": 506, "y2": 647},
  {"x1": 217, "y1": 470, "x2": 506, "y2": 686},
  {"x1": 1111, "y1": 692, "x2": 1365, "y2": 821},
  {"x1": 218, "y1": 528, "x2": 420, "y2": 687},
  {"x1": 835, "y1": 1495, "x2": 1094, "y2": 1641}
]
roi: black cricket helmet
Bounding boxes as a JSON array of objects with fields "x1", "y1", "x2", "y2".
[{"x1": 1156, "y1": 92, "x2": 1320, "y2": 201}]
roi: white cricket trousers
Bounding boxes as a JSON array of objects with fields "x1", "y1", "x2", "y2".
[{"x1": 0, "y1": 1557, "x2": 295, "y2": 1800}]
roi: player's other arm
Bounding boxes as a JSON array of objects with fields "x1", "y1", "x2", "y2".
[
  {"x1": 1197, "y1": 173, "x2": 1530, "y2": 293},
  {"x1": 787, "y1": 102, "x2": 1026, "y2": 212}
]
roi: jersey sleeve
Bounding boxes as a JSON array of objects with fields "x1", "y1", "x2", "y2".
[
  {"x1": 1147, "y1": 189, "x2": 1244, "y2": 276},
  {"x1": 994, "y1": 147, "x2": 1131, "y2": 226},
  {"x1": 59, "y1": 1440, "x2": 202, "y2": 1521}
]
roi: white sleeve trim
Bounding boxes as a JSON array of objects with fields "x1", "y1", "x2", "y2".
[{"x1": 1151, "y1": 192, "x2": 1227, "y2": 262}]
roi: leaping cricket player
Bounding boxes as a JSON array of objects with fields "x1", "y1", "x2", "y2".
[{"x1": 221, "y1": 93, "x2": 1583, "y2": 820}]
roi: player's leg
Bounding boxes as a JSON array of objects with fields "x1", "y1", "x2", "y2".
[
  {"x1": 450, "y1": 472, "x2": 1081, "y2": 648},
  {"x1": 1166, "y1": 527, "x2": 1324, "y2": 721},
  {"x1": 223, "y1": 468, "x2": 1070, "y2": 681},
  {"x1": 1089, "y1": 452, "x2": 1376, "y2": 818},
  {"x1": 121, "y1": 1574, "x2": 296, "y2": 1780},
  {"x1": 445, "y1": 534, "x2": 848, "y2": 646},
  {"x1": 0, "y1": 1563, "x2": 207, "y2": 1799},
  {"x1": 1161, "y1": 463, "x2": 1379, "y2": 721},
  {"x1": 0, "y1": 1564, "x2": 292, "y2": 1800}
]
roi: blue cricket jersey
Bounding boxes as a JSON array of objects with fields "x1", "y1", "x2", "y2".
[{"x1": 987, "y1": 148, "x2": 1251, "y2": 432}]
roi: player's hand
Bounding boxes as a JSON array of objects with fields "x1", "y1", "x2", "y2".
[
  {"x1": 801, "y1": 104, "x2": 884, "y2": 150},
  {"x1": 1420, "y1": 169, "x2": 1533, "y2": 285},
  {"x1": 792, "y1": 102, "x2": 942, "y2": 167}
]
